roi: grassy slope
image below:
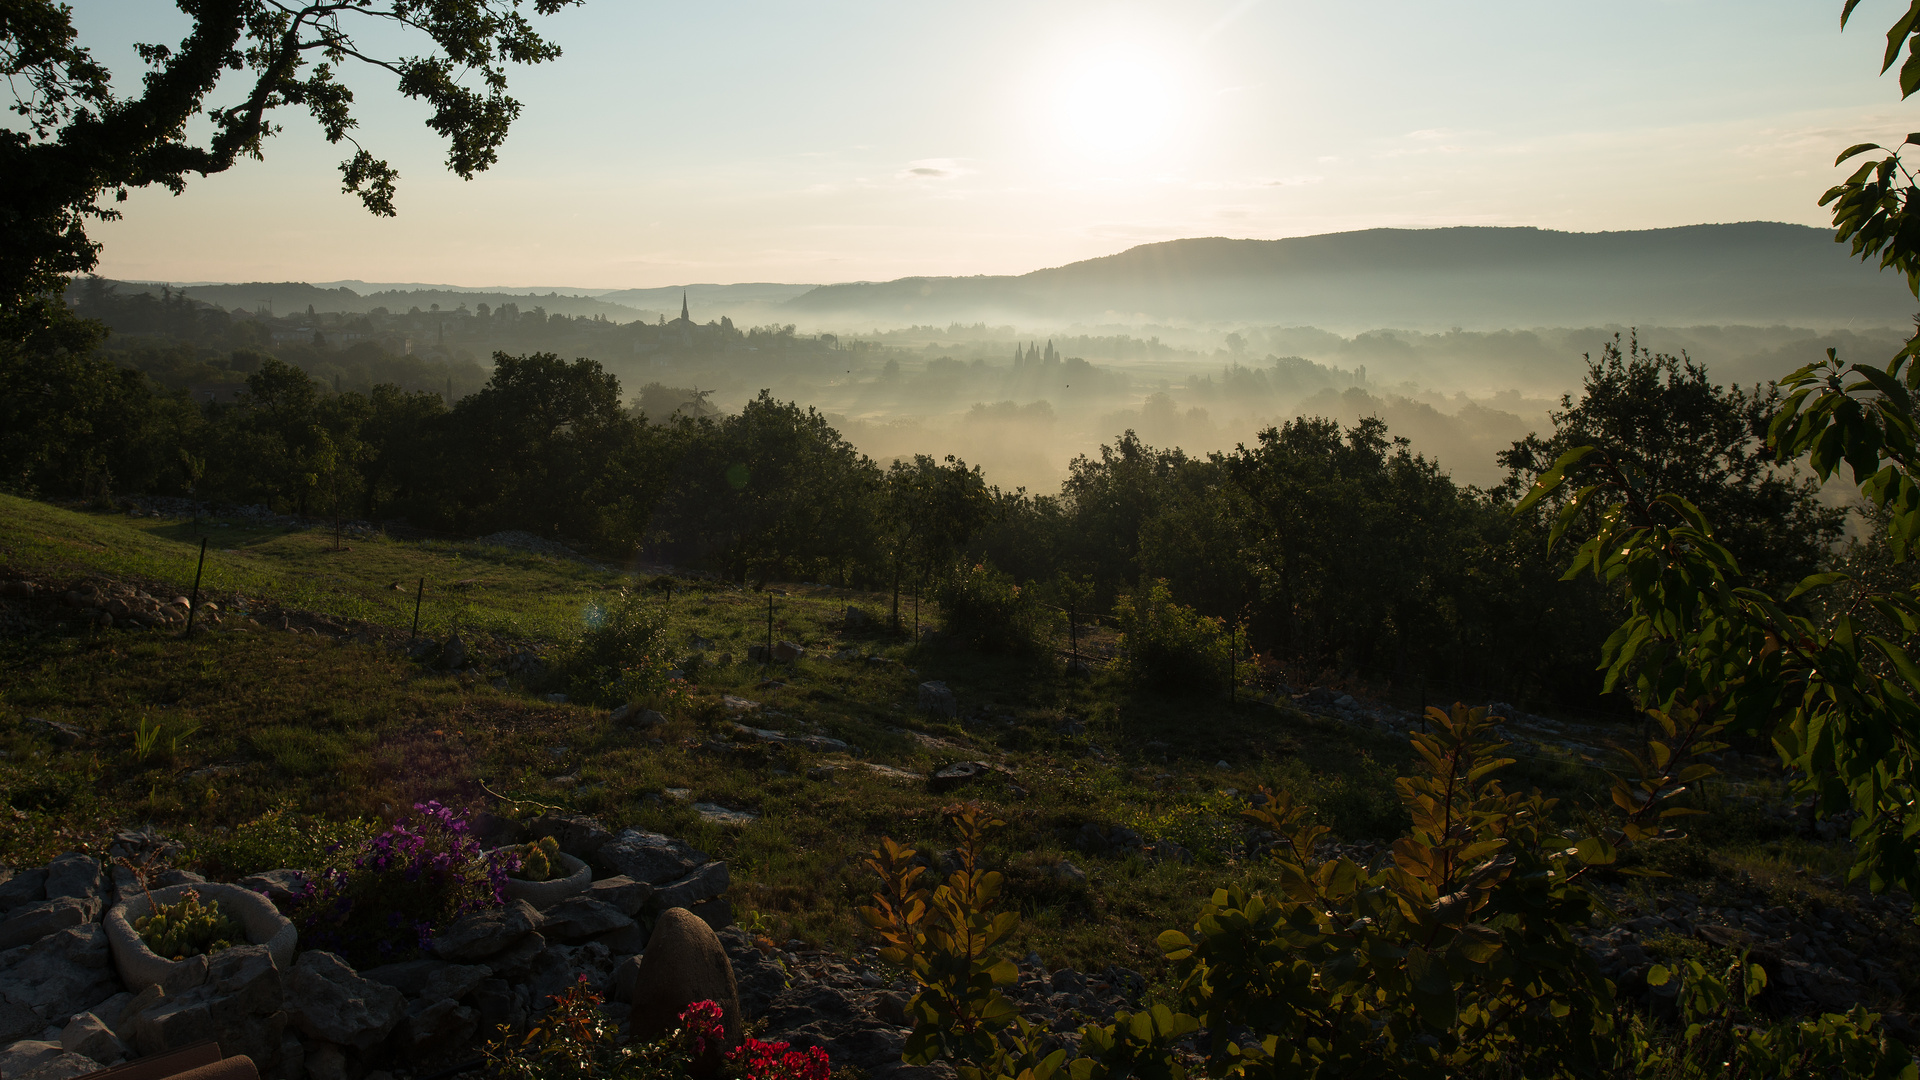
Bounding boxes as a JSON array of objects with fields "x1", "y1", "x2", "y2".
[{"x1": 0, "y1": 494, "x2": 1903, "y2": 989}]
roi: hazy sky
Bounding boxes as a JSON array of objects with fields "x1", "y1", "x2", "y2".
[{"x1": 76, "y1": 1, "x2": 1918, "y2": 288}]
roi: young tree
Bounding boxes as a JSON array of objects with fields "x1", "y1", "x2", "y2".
[{"x1": 881, "y1": 454, "x2": 994, "y2": 632}]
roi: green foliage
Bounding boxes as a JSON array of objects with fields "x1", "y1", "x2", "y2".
[
  {"x1": 134, "y1": 888, "x2": 240, "y2": 961},
  {"x1": 861, "y1": 708, "x2": 1918, "y2": 1079},
  {"x1": 860, "y1": 803, "x2": 1024, "y2": 1069},
  {"x1": 186, "y1": 804, "x2": 379, "y2": 880},
  {"x1": 884, "y1": 453, "x2": 995, "y2": 631},
  {"x1": 507, "y1": 835, "x2": 564, "y2": 882},
  {"x1": 565, "y1": 588, "x2": 672, "y2": 707},
  {"x1": 933, "y1": 562, "x2": 1052, "y2": 657},
  {"x1": 1114, "y1": 580, "x2": 1233, "y2": 694}
]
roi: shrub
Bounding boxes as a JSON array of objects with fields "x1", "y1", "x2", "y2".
[
  {"x1": 1114, "y1": 579, "x2": 1235, "y2": 694},
  {"x1": 863, "y1": 707, "x2": 1918, "y2": 1080},
  {"x1": 186, "y1": 803, "x2": 379, "y2": 879},
  {"x1": 289, "y1": 801, "x2": 508, "y2": 966},
  {"x1": 934, "y1": 562, "x2": 1052, "y2": 656},
  {"x1": 565, "y1": 588, "x2": 672, "y2": 706},
  {"x1": 484, "y1": 979, "x2": 830, "y2": 1080}
]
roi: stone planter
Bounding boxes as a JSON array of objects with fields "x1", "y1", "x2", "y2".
[
  {"x1": 106, "y1": 882, "x2": 297, "y2": 991},
  {"x1": 498, "y1": 850, "x2": 591, "y2": 908}
]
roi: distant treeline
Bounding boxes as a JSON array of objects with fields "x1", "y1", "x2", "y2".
[{"x1": 1, "y1": 316, "x2": 1839, "y2": 710}]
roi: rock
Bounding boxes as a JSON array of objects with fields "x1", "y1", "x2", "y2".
[
  {"x1": 430, "y1": 899, "x2": 541, "y2": 962},
  {"x1": 844, "y1": 606, "x2": 875, "y2": 630},
  {"x1": 593, "y1": 922, "x2": 649, "y2": 956},
  {"x1": 236, "y1": 869, "x2": 309, "y2": 907},
  {"x1": 305, "y1": 1041, "x2": 349, "y2": 1080},
  {"x1": 1053, "y1": 862, "x2": 1088, "y2": 886},
  {"x1": 528, "y1": 813, "x2": 614, "y2": 859},
  {"x1": 806, "y1": 765, "x2": 839, "y2": 782},
  {"x1": 42, "y1": 855, "x2": 101, "y2": 906},
  {"x1": 688, "y1": 899, "x2": 734, "y2": 932},
  {"x1": 58, "y1": 1012, "x2": 125, "y2": 1064},
  {"x1": 285, "y1": 951, "x2": 406, "y2": 1050},
  {"x1": 652, "y1": 863, "x2": 730, "y2": 912},
  {"x1": 0, "y1": 925, "x2": 118, "y2": 1043},
  {"x1": 597, "y1": 830, "x2": 709, "y2": 885},
  {"x1": 151, "y1": 870, "x2": 205, "y2": 889},
  {"x1": 611, "y1": 705, "x2": 666, "y2": 728},
  {"x1": 771, "y1": 640, "x2": 805, "y2": 663},
  {"x1": 746, "y1": 645, "x2": 770, "y2": 665},
  {"x1": 133, "y1": 944, "x2": 286, "y2": 1063},
  {"x1": 440, "y1": 635, "x2": 467, "y2": 671},
  {"x1": 481, "y1": 933, "x2": 546, "y2": 978},
  {"x1": 400, "y1": 998, "x2": 477, "y2": 1059},
  {"x1": 584, "y1": 876, "x2": 654, "y2": 917},
  {"x1": 470, "y1": 979, "x2": 518, "y2": 1031},
  {"x1": 0, "y1": 899, "x2": 98, "y2": 950},
  {"x1": 721, "y1": 695, "x2": 760, "y2": 712},
  {"x1": 621, "y1": 909, "x2": 740, "y2": 1067},
  {"x1": 0, "y1": 871, "x2": 47, "y2": 915},
  {"x1": 23, "y1": 720, "x2": 84, "y2": 748},
  {"x1": 917, "y1": 682, "x2": 957, "y2": 719},
  {"x1": 356, "y1": 959, "x2": 488, "y2": 1004},
  {"x1": 0, "y1": 1039, "x2": 99, "y2": 1080},
  {"x1": 538, "y1": 897, "x2": 634, "y2": 943},
  {"x1": 929, "y1": 761, "x2": 1005, "y2": 793},
  {"x1": 692, "y1": 804, "x2": 757, "y2": 827}
]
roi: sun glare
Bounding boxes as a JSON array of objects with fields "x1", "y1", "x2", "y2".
[{"x1": 1050, "y1": 44, "x2": 1184, "y2": 164}]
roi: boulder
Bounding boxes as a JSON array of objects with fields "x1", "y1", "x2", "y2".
[
  {"x1": 58, "y1": 1012, "x2": 126, "y2": 1064},
  {"x1": 500, "y1": 852, "x2": 591, "y2": 909},
  {"x1": 538, "y1": 897, "x2": 634, "y2": 943},
  {"x1": 0, "y1": 871, "x2": 47, "y2": 915},
  {"x1": 235, "y1": 869, "x2": 309, "y2": 907},
  {"x1": 652, "y1": 863, "x2": 729, "y2": 913},
  {"x1": 771, "y1": 640, "x2": 805, "y2": 663},
  {"x1": 285, "y1": 951, "x2": 406, "y2": 1051},
  {"x1": 358, "y1": 960, "x2": 490, "y2": 1004},
  {"x1": 844, "y1": 606, "x2": 874, "y2": 630},
  {"x1": 597, "y1": 830, "x2": 709, "y2": 885},
  {"x1": 132, "y1": 944, "x2": 286, "y2": 1064},
  {"x1": 441, "y1": 635, "x2": 468, "y2": 671},
  {"x1": 0, "y1": 925, "x2": 119, "y2": 1043},
  {"x1": 527, "y1": 814, "x2": 614, "y2": 859},
  {"x1": 43, "y1": 856, "x2": 101, "y2": 907},
  {"x1": 611, "y1": 705, "x2": 666, "y2": 729},
  {"x1": 305, "y1": 1041, "x2": 349, "y2": 1080},
  {"x1": 400, "y1": 998, "x2": 478, "y2": 1059},
  {"x1": 481, "y1": 933, "x2": 546, "y2": 979},
  {"x1": 918, "y1": 681, "x2": 957, "y2": 719},
  {"x1": 621, "y1": 910, "x2": 738, "y2": 1073},
  {"x1": 429, "y1": 899, "x2": 540, "y2": 962},
  {"x1": 0, "y1": 1039, "x2": 100, "y2": 1080},
  {"x1": 584, "y1": 876, "x2": 654, "y2": 917},
  {"x1": 0, "y1": 898, "x2": 99, "y2": 950}
]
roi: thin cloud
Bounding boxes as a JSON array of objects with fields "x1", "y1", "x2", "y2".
[{"x1": 897, "y1": 158, "x2": 976, "y2": 182}]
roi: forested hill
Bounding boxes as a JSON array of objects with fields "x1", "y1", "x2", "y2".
[{"x1": 783, "y1": 222, "x2": 1916, "y2": 328}]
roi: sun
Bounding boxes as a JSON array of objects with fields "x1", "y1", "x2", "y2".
[{"x1": 1050, "y1": 44, "x2": 1185, "y2": 164}]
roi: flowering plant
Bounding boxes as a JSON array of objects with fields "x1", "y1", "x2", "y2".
[
  {"x1": 288, "y1": 800, "x2": 510, "y2": 966},
  {"x1": 485, "y1": 981, "x2": 832, "y2": 1080}
]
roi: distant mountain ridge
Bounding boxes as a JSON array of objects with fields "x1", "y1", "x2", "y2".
[{"x1": 781, "y1": 222, "x2": 1917, "y2": 329}]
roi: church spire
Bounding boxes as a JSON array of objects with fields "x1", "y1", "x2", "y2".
[{"x1": 680, "y1": 291, "x2": 689, "y2": 322}]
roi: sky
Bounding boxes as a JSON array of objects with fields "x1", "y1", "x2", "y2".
[{"x1": 73, "y1": 0, "x2": 1920, "y2": 288}]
